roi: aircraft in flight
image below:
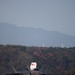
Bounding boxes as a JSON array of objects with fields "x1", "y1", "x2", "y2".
[{"x1": 5, "y1": 62, "x2": 45, "y2": 75}]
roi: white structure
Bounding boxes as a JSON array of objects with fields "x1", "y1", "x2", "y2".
[
  {"x1": 43, "y1": 43, "x2": 45, "y2": 47},
  {"x1": 30, "y1": 62, "x2": 37, "y2": 70},
  {"x1": 61, "y1": 43, "x2": 64, "y2": 48}
]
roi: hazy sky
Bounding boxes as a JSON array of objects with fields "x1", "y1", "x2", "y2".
[{"x1": 0, "y1": 0, "x2": 75, "y2": 36}]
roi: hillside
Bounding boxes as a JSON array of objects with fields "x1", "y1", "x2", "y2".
[
  {"x1": 0, "y1": 45, "x2": 75, "y2": 75},
  {"x1": 0, "y1": 23, "x2": 75, "y2": 47}
]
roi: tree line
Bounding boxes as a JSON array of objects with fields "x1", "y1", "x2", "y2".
[{"x1": 0, "y1": 44, "x2": 75, "y2": 75}]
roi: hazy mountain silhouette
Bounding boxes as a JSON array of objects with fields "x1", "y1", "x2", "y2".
[{"x1": 0, "y1": 23, "x2": 75, "y2": 47}]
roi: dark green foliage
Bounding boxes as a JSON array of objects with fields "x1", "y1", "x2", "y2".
[{"x1": 0, "y1": 45, "x2": 75, "y2": 75}]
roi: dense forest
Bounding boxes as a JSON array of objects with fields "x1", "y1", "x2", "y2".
[{"x1": 0, "y1": 45, "x2": 75, "y2": 75}]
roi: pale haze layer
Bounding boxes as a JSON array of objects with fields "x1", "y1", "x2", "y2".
[{"x1": 0, "y1": 0, "x2": 75, "y2": 36}]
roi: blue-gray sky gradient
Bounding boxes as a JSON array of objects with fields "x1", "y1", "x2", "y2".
[{"x1": 0, "y1": 0, "x2": 75, "y2": 36}]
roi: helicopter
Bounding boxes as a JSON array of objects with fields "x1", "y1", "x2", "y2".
[{"x1": 5, "y1": 62, "x2": 46, "y2": 75}]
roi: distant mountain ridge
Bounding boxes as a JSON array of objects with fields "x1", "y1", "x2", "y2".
[{"x1": 0, "y1": 23, "x2": 75, "y2": 47}]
